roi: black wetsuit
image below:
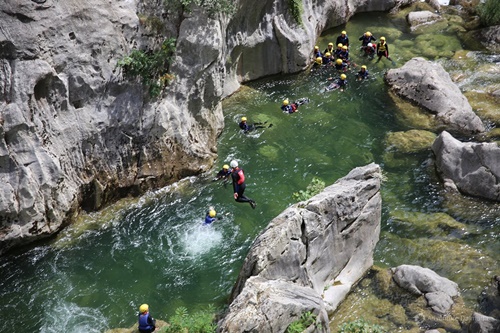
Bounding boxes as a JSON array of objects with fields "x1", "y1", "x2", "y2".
[
  {"x1": 336, "y1": 35, "x2": 349, "y2": 47},
  {"x1": 239, "y1": 121, "x2": 266, "y2": 133},
  {"x1": 231, "y1": 167, "x2": 255, "y2": 207}
]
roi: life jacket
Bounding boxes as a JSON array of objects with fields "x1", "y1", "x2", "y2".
[
  {"x1": 139, "y1": 313, "x2": 153, "y2": 330},
  {"x1": 237, "y1": 169, "x2": 245, "y2": 184},
  {"x1": 377, "y1": 42, "x2": 387, "y2": 52},
  {"x1": 291, "y1": 104, "x2": 297, "y2": 112}
]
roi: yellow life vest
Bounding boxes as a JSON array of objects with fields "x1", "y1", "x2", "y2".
[{"x1": 378, "y1": 42, "x2": 387, "y2": 52}]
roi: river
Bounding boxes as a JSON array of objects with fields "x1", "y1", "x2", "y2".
[{"x1": 0, "y1": 10, "x2": 498, "y2": 333}]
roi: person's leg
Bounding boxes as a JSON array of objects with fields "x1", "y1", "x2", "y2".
[{"x1": 235, "y1": 187, "x2": 256, "y2": 208}]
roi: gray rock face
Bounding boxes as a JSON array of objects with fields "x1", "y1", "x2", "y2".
[
  {"x1": 479, "y1": 25, "x2": 500, "y2": 53},
  {"x1": 0, "y1": 1, "x2": 223, "y2": 253},
  {"x1": 385, "y1": 57, "x2": 485, "y2": 135},
  {"x1": 392, "y1": 265, "x2": 459, "y2": 314},
  {"x1": 218, "y1": 164, "x2": 382, "y2": 333},
  {"x1": 432, "y1": 131, "x2": 500, "y2": 202}
]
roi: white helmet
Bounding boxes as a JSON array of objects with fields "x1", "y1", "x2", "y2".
[
  {"x1": 367, "y1": 43, "x2": 373, "y2": 47},
  {"x1": 230, "y1": 160, "x2": 238, "y2": 168}
]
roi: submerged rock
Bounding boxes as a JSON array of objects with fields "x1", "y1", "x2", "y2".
[
  {"x1": 385, "y1": 58, "x2": 485, "y2": 135},
  {"x1": 218, "y1": 164, "x2": 382, "y2": 333},
  {"x1": 407, "y1": 11, "x2": 446, "y2": 31}
]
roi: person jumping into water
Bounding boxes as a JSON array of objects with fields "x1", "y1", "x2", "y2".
[{"x1": 230, "y1": 160, "x2": 256, "y2": 209}]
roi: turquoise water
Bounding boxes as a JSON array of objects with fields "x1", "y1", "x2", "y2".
[{"x1": 1, "y1": 11, "x2": 499, "y2": 333}]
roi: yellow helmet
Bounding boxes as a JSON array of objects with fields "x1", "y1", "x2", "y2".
[
  {"x1": 328, "y1": 42, "x2": 334, "y2": 46},
  {"x1": 314, "y1": 45, "x2": 319, "y2": 50},
  {"x1": 241, "y1": 117, "x2": 247, "y2": 122},
  {"x1": 366, "y1": 31, "x2": 372, "y2": 36},
  {"x1": 209, "y1": 209, "x2": 216, "y2": 217},
  {"x1": 336, "y1": 59, "x2": 343, "y2": 65},
  {"x1": 325, "y1": 52, "x2": 331, "y2": 57},
  {"x1": 380, "y1": 36, "x2": 386, "y2": 41},
  {"x1": 361, "y1": 65, "x2": 367, "y2": 69},
  {"x1": 340, "y1": 74, "x2": 347, "y2": 80},
  {"x1": 283, "y1": 99, "x2": 289, "y2": 106},
  {"x1": 223, "y1": 164, "x2": 229, "y2": 170},
  {"x1": 341, "y1": 30, "x2": 347, "y2": 35},
  {"x1": 315, "y1": 57, "x2": 322, "y2": 64},
  {"x1": 337, "y1": 43, "x2": 343, "y2": 47},
  {"x1": 139, "y1": 304, "x2": 149, "y2": 313},
  {"x1": 342, "y1": 45, "x2": 348, "y2": 50}
]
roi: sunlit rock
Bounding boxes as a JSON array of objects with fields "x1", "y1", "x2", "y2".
[
  {"x1": 385, "y1": 58, "x2": 485, "y2": 135},
  {"x1": 432, "y1": 131, "x2": 500, "y2": 202}
]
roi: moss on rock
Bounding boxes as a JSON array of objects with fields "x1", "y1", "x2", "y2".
[{"x1": 385, "y1": 130, "x2": 437, "y2": 154}]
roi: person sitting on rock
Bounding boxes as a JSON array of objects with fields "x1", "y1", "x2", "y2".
[{"x1": 138, "y1": 304, "x2": 156, "y2": 333}]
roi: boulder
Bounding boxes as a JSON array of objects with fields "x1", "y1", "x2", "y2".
[
  {"x1": 385, "y1": 58, "x2": 485, "y2": 135},
  {"x1": 392, "y1": 265, "x2": 459, "y2": 314},
  {"x1": 469, "y1": 312, "x2": 500, "y2": 333},
  {"x1": 432, "y1": 131, "x2": 500, "y2": 202},
  {"x1": 217, "y1": 164, "x2": 382, "y2": 333},
  {"x1": 407, "y1": 11, "x2": 445, "y2": 31},
  {"x1": 479, "y1": 25, "x2": 500, "y2": 53}
]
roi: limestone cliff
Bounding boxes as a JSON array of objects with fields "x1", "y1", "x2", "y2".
[
  {"x1": 217, "y1": 164, "x2": 382, "y2": 333},
  {"x1": 0, "y1": 0, "x2": 401, "y2": 253}
]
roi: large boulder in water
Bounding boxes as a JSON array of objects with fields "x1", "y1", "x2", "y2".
[
  {"x1": 217, "y1": 163, "x2": 382, "y2": 333},
  {"x1": 385, "y1": 58, "x2": 485, "y2": 136},
  {"x1": 432, "y1": 131, "x2": 500, "y2": 202}
]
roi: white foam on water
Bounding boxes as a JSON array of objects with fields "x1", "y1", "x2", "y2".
[
  {"x1": 181, "y1": 223, "x2": 223, "y2": 257},
  {"x1": 40, "y1": 301, "x2": 106, "y2": 333}
]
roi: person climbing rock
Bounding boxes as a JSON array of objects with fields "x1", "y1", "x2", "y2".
[
  {"x1": 239, "y1": 117, "x2": 270, "y2": 133},
  {"x1": 230, "y1": 160, "x2": 256, "y2": 209},
  {"x1": 281, "y1": 98, "x2": 310, "y2": 114},
  {"x1": 138, "y1": 304, "x2": 156, "y2": 333}
]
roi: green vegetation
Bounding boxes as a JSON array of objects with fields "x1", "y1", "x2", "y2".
[
  {"x1": 117, "y1": 38, "x2": 176, "y2": 97},
  {"x1": 164, "y1": 0, "x2": 236, "y2": 16},
  {"x1": 337, "y1": 318, "x2": 385, "y2": 333},
  {"x1": 288, "y1": 0, "x2": 303, "y2": 25},
  {"x1": 293, "y1": 177, "x2": 325, "y2": 202},
  {"x1": 286, "y1": 312, "x2": 318, "y2": 333},
  {"x1": 477, "y1": 0, "x2": 500, "y2": 26},
  {"x1": 160, "y1": 306, "x2": 217, "y2": 333}
]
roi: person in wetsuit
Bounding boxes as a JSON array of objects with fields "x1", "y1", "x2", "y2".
[
  {"x1": 359, "y1": 31, "x2": 376, "y2": 47},
  {"x1": 239, "y1": 117, "x2": 268, "y2": 133},
  {"x1": 213, "y1": 164, "x2": 231, "y2": 181},
  {"x1": 364, "y1": 42, "x2": 376, "y2": 60},
  {"x1": 357, "y1": 65, "x2": 369, "y2": 80},
  {"x1": 138, "y1": 304, "x2": 156, "y2": 333},
  {"x1": 376, "y1": 36, "x2": 395, "y2": 64},
  {"x1": 230, "y1": 160, "x2": 256, "y2": 209},
  {"x1": 336, "y1": 30, "x2": 349, "y2": 48},
  {"x1": 281, "y1": 98, "x2": 310, "y2": 114},
  {"x1": 326, "y1": 73, "x2": 347, "y2": 92},
  {"x1": 204, "y1": 208, "x2": 218, "y2": 225}
]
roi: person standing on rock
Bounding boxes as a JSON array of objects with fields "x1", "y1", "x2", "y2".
[
  {"x1": 230, "y1": 160, "x2": 256, "y2": 209},
  {"x1": 375, "y1": 37, "x2": 395, "y2": 65}
]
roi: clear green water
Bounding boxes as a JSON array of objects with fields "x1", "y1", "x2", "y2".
[{"x1": 1, "y1": 11, "x2": 499, "y2": 333}]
